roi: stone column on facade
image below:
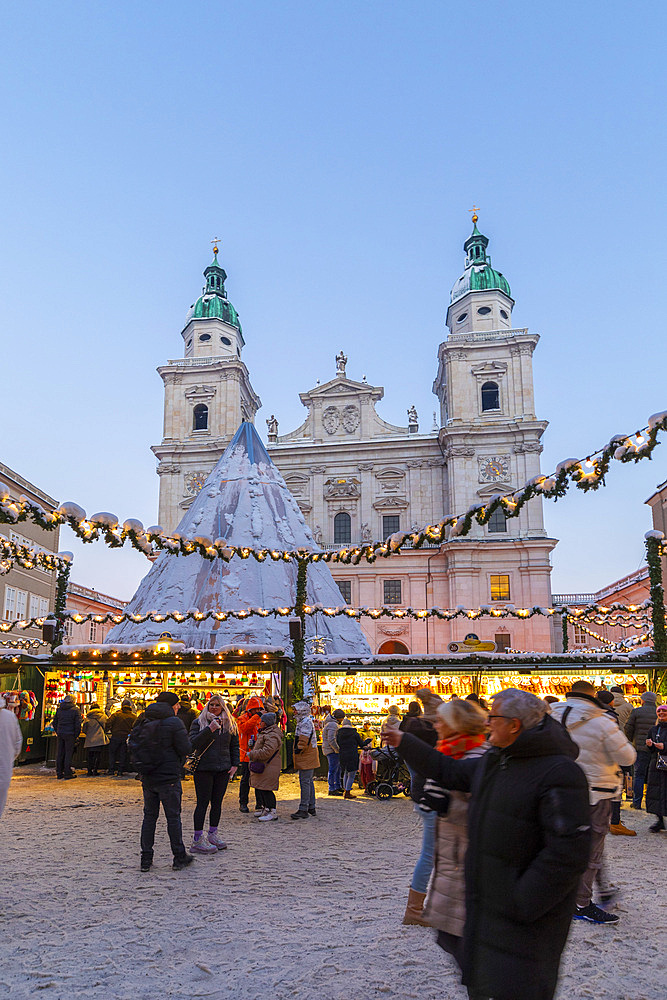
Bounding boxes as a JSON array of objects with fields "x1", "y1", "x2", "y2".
[{"x1": 310, "y1": 465, "x2": 327, "y2": 543}]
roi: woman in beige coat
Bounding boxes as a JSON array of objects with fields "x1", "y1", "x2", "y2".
[
  {"x1": 248, "y1": 712, "x2": 283, "y2": 821},
  {"x1": 421, "y1": 699, "x2": 487, "y2": 969}
]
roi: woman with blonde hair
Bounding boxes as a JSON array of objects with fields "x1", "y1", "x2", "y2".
[{"x1": 188, "y1": 695, "x2": 240, "y2": 853}]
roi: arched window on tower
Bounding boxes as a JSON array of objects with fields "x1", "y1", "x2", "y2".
[
  {"x1": 481, "y1": 381, "x2": 500, "y2": 412},
  {"x1": 193, "y1": 403, "x2": 208, "y2": 431},
  {"x1": 334, "y1": 511, "x2": 351, "y2": 545}
]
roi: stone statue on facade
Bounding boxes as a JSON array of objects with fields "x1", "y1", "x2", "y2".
[
  {"x1": 312, "y1": 524, "x2": 323, "y2": 544},
  {"x1": 407, "y1": 405, "x2": 419, "y2": 433},
  {"x1": 335, "y1": 350, "x2": 347, "y2": 377},
  {"x1": 266, "y1": 414, "x2": 279, "y2": 442},
  {"x1": 361, "y1": 522, "x2": 372, "y2": 542}
]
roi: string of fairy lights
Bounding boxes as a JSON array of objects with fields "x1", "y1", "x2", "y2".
[
  {"x1": 0, "y1": 409, "x2": 666, "y2": 565},
  {"x1": 0, "y1": 538, "x2": 71, "y2": 576}
]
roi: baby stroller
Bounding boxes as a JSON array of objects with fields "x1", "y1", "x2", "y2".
[{"x1": 366, "y1": 745, "x2": 411, "y2": 800}]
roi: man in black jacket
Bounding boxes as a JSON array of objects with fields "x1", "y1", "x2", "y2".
[
  {"x1": 132, "y1": 691, "x2": 193, "y2": 872},
  {"x1": 625, "y1": 691, "x2": 658, "y2": 808},
  {"x1": 53, "y1": 695, "x2": 82, "y2": 780},
  {"x1": 385, "y1": 688, "x2": 590, "y2": 1000}
]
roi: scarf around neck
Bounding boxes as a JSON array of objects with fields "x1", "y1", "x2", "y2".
[{"x1": 437, "y1": 732, "x2": 486, "y2": 759}]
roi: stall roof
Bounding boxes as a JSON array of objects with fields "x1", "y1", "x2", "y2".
[{"x1": 305, "y1": 650, "x2": 655, "y2": 668}]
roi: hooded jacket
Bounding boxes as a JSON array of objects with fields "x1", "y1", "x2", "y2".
[
  {"x1": 248, "y1": 723, "x2": 282, "y2": 791},
  {"x1": 53, "y1": 697, "x2": 81, "y2": 738},
  {"x1": 293, "y1": 702, "x2": 319, "y2": 770},
  {"x1": 82, "y1": 708, "x2": 108, "y2": 748},
  {"x1": 397, "y1": 714, "x2": 591, "y2": 1000},
  {"x1": 624, "y1": 695, "x2": 658, "y2": 750},
  {"x1": 321, "y1": 714, "x2": 340, "y2": 755},
  {"x1": 136, "y1": 701, "x2": 191, "y2": 784},
  {"x1": 610, "y1": 691, "x2": 633, "y2": 729},
  {"x1": 550, "y1": 694, "x2": 636, "y2": 804}
]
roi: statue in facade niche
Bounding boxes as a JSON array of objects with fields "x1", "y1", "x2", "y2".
[
  {"x1": 312, "y1": 524, "x2": 323, "y2": 544},
  {"x1": 335, "y1": 350, "x2": 347, "y2": 377},
  {"x1": 361, "y1": 522, "x2": 372, "y2": 542},
  {"x1": 266, "y1": 414, "x2": 279, "y2": 441}
]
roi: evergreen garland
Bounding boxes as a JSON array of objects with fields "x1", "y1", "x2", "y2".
[
  {"x1": 561, "y1": 612, "x2": 569, "y2": 652},
  {"x1": 645, "y1": 534, "x2": 667, "y2": 665},
  {"x1": 291, "y1": 558, "x2": 308, "y2": 702},
  {"x1": 53, "y1": 561, "x2": 71, "y2": 652}
]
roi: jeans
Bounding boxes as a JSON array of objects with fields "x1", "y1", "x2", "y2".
[
  {"x1": 343, "y1": 768, "x2": 357, "y2": 791},
  {"x1": 239, "y1": 761, "x2": 257, "y2": 808},
  {"x1": 576, "y1": 798, "x2": 611, "y2": 908},
  {"x1": 633, "y1": 751, "x2": 651, "y2": 808},
  {"x1": 326, "y1": 752, "x2": 342, "y2": 791},
  {"x1": 256, "y1": 789, "x2": 276, "y2": 810},
  {"x1": 56, "y1": 735, "x2": 76, "y2": 777},
  {"x1": 411, "y1": 805, "x2": 437, "y2": 892},
  {"x1": 298, "y1": 768, "x2": 316, "y2": 810},
  {"x1": 140, "y1": 778, "x2": 185, "y2": 861},
  {"x1": 193, "y1": 769, "x2": 230, "y2": 829},
  {"x1": 107, "y1": 735, "x2": 129, "y2": 774}
]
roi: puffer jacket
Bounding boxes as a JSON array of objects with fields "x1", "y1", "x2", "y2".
[
  {"x1": 105, "y1": 707, "x2": 137, "y2": 738},
  {"x1": 624, "y1": 696, "x2": 658, "y2": 749},
  {"x1": 423, "y1": 742, "x2": 488, "y2": 937},
  {"x1": 188, "y1": 718, "x2": 240, "y2": 772},
  {"x1": 248, "y1": 723, "x2": 282, "y2": 790},
  {"x1": 337, "y1": 723, "x2": 370, "y2": 772},
  {"x1": 321, "y1": 715, "x2": 340, "y2": 755},
  {"x1": 550, "y1": 694, "x2": 636, "y2": 803},
  {"x1": 53, "y1": 697, "x2": 81, "y2": 738},
  {"x1": 133, "y1": 701, "x2": 191, "y2": 784},
  {"x1": 293, "y1": 706, "x2": 319, "y2": 770},
  {"x1": 237, "y1": 711, "x2": 262, "y2": 763},
  {"x1": 82, "y1": 709, "x2": 108, "y2": 748},
  {"x1": 611, "y1": 691, "x2": 633, "y2": 729},
  {"x1": 398, "y1": 715, "x2": 591, "y2": 1000},
  {"x1": 645, "y1": 722, "x2": 667, "y2": 817}
]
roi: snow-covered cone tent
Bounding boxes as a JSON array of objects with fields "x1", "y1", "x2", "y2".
[{"x1": 104, "y1": 423, "x2": 371, "y2": 656}]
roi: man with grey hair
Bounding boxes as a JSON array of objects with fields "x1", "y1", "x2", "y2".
[{"x1": 385, "y1": 688, "x2": 590, "y2": 1000}]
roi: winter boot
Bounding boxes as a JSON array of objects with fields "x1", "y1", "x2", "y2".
[
  {"x1": 402, "y1": 887, "x2": 428, "y2": 926},
  {"x1": 191, "y1": 834, "x2": 217, "y2": 854},
  {"x1": 343, "y1": 790, "x2": 356, "y2": 799},
  {"x1": 290, "y1": 809, "x2": 309, "y2": 820},
  {"x1": 609, "y1": 822, "x2": 636, "y2": 836}
]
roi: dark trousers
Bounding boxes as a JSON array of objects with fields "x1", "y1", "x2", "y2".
[
  {"x1": 256, "y1": 789, "x2": 276, "y2": 810},
  {"x1": 86, "y1": 748, "x2": 104, "y2": 774},
  {"x1": 193, "y1": 769, "x2": 230, "y2": 829},
  {"x1": 239, "y1": 761, "x2": 257, "y2": 808},
  {"x1": 140, "y1": 778, "x2": 185, "y2": 861},
  {"x1": 633, "y1": 751, "x2": 651, "y2": 807},
  {"x1": 107, "y1": 735, "x2": 129, "y2": 774},
  {"x1": 56, "y1": 735, "x2": 76, "y2": 777}
]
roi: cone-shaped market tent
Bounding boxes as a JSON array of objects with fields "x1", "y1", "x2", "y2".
[{"x1": 104, "y1": 423, "x2": 371, "y2": 655}]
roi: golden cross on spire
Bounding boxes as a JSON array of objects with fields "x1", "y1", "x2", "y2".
[
  {"x1": 211, "y1": 237, "x2": 221, "y2": 255},
  {"x1": 469, "y1": 205, "x2": 479, "y2": 224}
]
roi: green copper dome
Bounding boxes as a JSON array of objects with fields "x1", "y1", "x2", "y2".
[
  {"x1": 186, "y1": 250, "x2": 243, "y2": 333},
  {"x1": 450, "y1": 221, "x2": 512, "y2": 304}
]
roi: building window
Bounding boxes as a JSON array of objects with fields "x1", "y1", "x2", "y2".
[
  {"x1": 335, "y1": 580, "x2": 352, "y2": 604},
  {"x1": 487, "y1": 508, "x2": 507, "y2": 533},
  {"x1": 573, "y1": 622, "x2": 588, "y2": 646},
  {"x1": 494, "y1": 633, "x2": 511, "y2": 652},
  {"x1": 477, "y1": 306, "x2": 492, "y2": 315},
  {"x1": 384, "y1": 579, "x2": 402, "y2": 605},
  {"x1": 334, "y1": 512, "x2": 351, "y2": 545},
  {"x1": 65, "y1": 619, "x2": 74, "y2": 640},
  {"x1": 199, "y1": 333, "x2": 211, "y2": 342},
  {"x1": 481, "y1": 381, "x2": 500, "y2": 412},
  {"x1": 221, "y1": 336, "x2": 231, "y2": 346},
  {"x1": 89, "y1": 622, "x2": 98, "y2": 642},
  {"x1": 4, "y1": 586, "x2": 16, "y2": 621},
  {"x1": 193, "y1": 404, "x2": 208, "y2": 431},
  {"x1": 29, "y1": 594, "x2": 42, "y2": 619},
  {"x1": 382, "y1": 515, "x2": 400, "y2": 538},
  {"x1": 490, "y1": 574, "x2": 510, "y2": 601},
  {"x1": 378, "y1": 640, "x2": 409, "y2": 654},
  {"x1": 39, "y1": 597, "x2": 49, "y2": 617}
]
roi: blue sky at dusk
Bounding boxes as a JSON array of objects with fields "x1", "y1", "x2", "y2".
[{"x1": 1, "y1": 1, "x2": 665, "y2": 599}]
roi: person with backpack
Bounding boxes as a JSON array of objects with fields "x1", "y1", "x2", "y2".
[
  {"x1": 53, "y1": 694, "x2": 81, "y2": 780},
  {"x1": 128, "y1": 691, "x2": 193, "y2": 872},
  {"x1": 291, "y1": 700, "x2": 319, "y2": 820}
]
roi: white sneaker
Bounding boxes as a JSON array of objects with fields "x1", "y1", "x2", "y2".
[
  {"x1": 207, "y1": 831, "x2": 227, "y2": 850},
  {"x1": 254, "y1": 808, "x2": 265, "y2": 817},
  {"x1": 191, "y1": 835, "x2": 217, "y2": 854},
  {"x1": 258, "y1": 808, "x2": 278, "y2": 822}
]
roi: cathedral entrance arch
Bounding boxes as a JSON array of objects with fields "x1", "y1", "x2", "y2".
[{"x1": 377, "y1": 640, "x2": 409, "y2": 654}]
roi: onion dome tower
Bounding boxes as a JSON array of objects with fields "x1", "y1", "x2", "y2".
[{"x1": 446, "y1": 211, "x2": 514, "y2": 336}]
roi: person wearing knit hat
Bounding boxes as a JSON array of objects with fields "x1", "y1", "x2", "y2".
[
  {"x1": 234, "y1": 696, "x2": 265, "y2": 814},
  {"x1": 53, "y1": 694, "x2": 82, "y2": 780},
  {"x1": 105, "y1": 697, "x2": 138, "y2": 777},
  {"x1": 625, "y1": 691, "x2": 658, "y2": 809},
  {"x1": 380, "y1": 706, "x2": 402, "y2": 746},
  {"x1": 596, "y1": 692, "x2": 636, "y2": 838},
  {"x1": 291, "y1": 701, "x2": 319, "y2": 820},
  {"x1": 247, "y1": 711, "x2": 282, "y2": 821},
  {"x1": 82, "y1": 702, "x2": 108, "y2": 777}
]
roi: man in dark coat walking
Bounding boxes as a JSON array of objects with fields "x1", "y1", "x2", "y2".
[
  {"x1": 385, "y1": 688, "x2": 590, "y2": 1000},
  {"x1": 53, "y1": 694, "x2": 81, "y2": 780},
  {"x1": 129, "y1": 691, "x2": 193, "y2": 872}
]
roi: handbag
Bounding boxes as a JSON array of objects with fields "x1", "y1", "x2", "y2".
[
  {"x1": 656, "y1": 753, "x2": 667, "y2": 771},
  {"x1": 249, "y1": 746, "x2": 280, "y2": 774},
  {"x1": 184, "y1": 734, "x2": 214, "y2": 775}
]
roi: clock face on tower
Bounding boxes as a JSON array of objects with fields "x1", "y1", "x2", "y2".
[
  {"x1": 185, "y1": 471, "x2": 209, "y2": 495},
  {"x1": 478, "y1": 456, "x2": 510, "y2": 483}
]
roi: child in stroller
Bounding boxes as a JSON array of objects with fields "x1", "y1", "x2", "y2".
[{"x1": 366, "y1": 745, "x2": 411, "y2": 799}]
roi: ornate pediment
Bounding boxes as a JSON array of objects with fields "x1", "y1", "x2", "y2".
[
  {"x1": 184, "y1": 384, "x2": 217, "y2": 401},
  {"x1": 470, "y1": 361, "x2": 507, "y2": 380},
  {"x1": 372, "y1": 496, "x2": 409, "y2": 511},
  {"x1": 375, "y1": 468, "x2": 406, "y2": 494},
  {"x1": 324, "y1": 477, "x2": 361, "y2": 501}
]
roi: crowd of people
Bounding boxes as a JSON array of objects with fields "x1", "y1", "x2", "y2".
[{"x1": 2, "y1": 679, "x2": 666, "y2": 999}]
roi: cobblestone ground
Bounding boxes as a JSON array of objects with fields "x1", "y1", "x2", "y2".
[{"x1": 0, "y1": 767, "x2": 663, "y2": 1000}]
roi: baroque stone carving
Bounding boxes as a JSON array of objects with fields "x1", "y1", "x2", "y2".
[
  {"x1": 157, "y1": 462, "x2": 181, "y2": 476},
  {"x1": 513, "y1": 442, "x2": 543, "y2": 454},
  {"x1": 322, "y1": 406, "x2": 340, "y2": 434},
  {"x1": 184, "y1": 384, "x2": 216, "y2": 401},
  {"x1": 378, "y1": 623, "x2": 409, "y2": 637},
  {"x1": 342, "y1": 405, "x2": 360, "y2": 433},
  {"x1": 324, "y1": 477, "x2": 361, "y2": 500},
  {"x1": 335, "y1": 350, "x2": 347, "y2": 376}
]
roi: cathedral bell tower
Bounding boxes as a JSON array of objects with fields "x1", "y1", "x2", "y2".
[{"x1": 151, "y1": 244, "x2": 261, "y2": 534}]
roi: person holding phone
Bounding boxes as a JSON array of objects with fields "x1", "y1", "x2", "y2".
[
  {"x1": 645, "y1": 703, "x2": 667, "y2": 832},
  {"x1": 188, "y1": 695, "x2": 240, "y2": 852}
]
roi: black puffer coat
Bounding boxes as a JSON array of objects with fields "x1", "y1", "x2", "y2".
[
  {"x1": 337, "y1": 724, "x2": 369, "y2": 772},
  {"x1": 135, "y1": 701, "x2": 191, "y2": 784},
  {"x1": 53, "y1": 698, "x2": 81, "y2": 737},
  {"x1": 398, "y1": 715, "x2": 590, "y2": 1000},
  {"x1": 188, "y1": 719, "x2": 240, "y2": 772},
  {"x1": 624, "y1": 699, "x2": 657, "y2": 749},
  {"x1": 645, "y1": 722, "x2": 667, "y2": 817},
  {"x1": 401, "y1": 715, "x2": 437, "y2": 802}
]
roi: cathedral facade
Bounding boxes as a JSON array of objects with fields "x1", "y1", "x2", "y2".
[{"x1": 152, "y1": 220, "x2": 558, "y2": 653}]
